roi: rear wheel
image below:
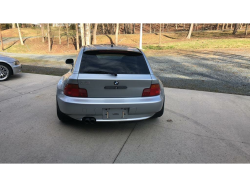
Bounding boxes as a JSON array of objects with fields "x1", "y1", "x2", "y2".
[
  {"x1": 0, "y1": 63, "x2": 11, "y2": 81},
  {"x1": 151, "y1": 102, "x2": 164, "y2": 118},
  {"x1": 57, "y1": 100, "x2": 72, "y2": 122}
]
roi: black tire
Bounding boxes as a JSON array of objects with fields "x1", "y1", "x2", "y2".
[
  {"x1": 57, "y1": 100, "x2": 72, "y2": 122},
  {"x1": 0, "y1": 63, "x2": 12, "y2": 81},
  {"x1": 151, "y1": 102, "x2": 164, "y2": 118}
]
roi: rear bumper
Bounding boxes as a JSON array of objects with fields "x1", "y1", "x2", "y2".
[{"x1": 57, "y1": 91, "x2": 164, "y2": 122}]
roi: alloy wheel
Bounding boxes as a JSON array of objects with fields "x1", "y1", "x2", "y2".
[{"x1": 0, "y1": 65, "x2": 9, "y2": 81}]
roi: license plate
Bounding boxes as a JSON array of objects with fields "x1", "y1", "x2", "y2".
[{"x1": 103, "y1": 108, "x2": 128, "y2": 119}]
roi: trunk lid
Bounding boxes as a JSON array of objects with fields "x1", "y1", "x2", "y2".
[{"x1": 78, "y1": 74, "x2": 152, "y2": 98}]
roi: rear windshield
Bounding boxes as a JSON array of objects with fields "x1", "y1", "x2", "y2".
[{"x1": 79, "y1": 50, "x2": 150, "y2": 74}]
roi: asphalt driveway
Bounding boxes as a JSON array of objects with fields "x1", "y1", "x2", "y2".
[{"x1": 0, "y1": 73, "x2": 250, "y2": 163}]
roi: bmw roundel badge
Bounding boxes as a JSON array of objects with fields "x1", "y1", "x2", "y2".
[{"x1": 114, "y1": 81, "x2": 119, "y2": 85}]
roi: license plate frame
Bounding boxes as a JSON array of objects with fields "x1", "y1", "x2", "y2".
[{"x1": 102, "y1": 108, "x2": 128, "y2": 119}]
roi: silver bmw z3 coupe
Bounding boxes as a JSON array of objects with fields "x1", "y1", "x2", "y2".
[
  {"x1": 0, "y1": 55, "x2": 22, "y2": 81},
  {"x1": 56, "y1": 45, "x2": 165, "y2": 123}
]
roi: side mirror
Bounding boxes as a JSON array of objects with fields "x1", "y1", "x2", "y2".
[{"x1": 65, "y1": 59, "x2": 74, "y2": 65}]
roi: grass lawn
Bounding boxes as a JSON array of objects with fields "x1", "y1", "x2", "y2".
[{"x1": 144, "y1": 38, "x2": 250, "y2": 50}]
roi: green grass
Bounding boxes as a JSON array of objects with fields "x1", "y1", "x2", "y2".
[{"x1": 144, "y1": 38, "x2": 250, "y2": 50}]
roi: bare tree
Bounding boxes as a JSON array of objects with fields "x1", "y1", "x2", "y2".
[
  {"x1": 47, "y1": 23, "x2": 51, "y2": 51},
  {"x1": 66, "y1": 23, "x2": 69, "y2": 47},
  {"x1": 159, "y1": 23, "x2": 161, "y2": 45},
  {"x1": 59, "y1": 25, "x2": 61, "y2": 45},
  {"x1": 186, "y1": 23, "x2": 194, "y2": 39},
  {"x1": 222, "y1": 23, "x2": 225, "y2": 31},
  {"x1": 101, "y1": 24, "x2": 104, "y2": 34},
  {"x1": 0, "y1": 24, "x2": 3, "y2": 51},
  {"x1": 93, "y1": 23, "x2": 98, "y2": 44},
  {"x1": 123, "y1": 23, "x2": 126, "y2": 34},
  {"x1": 239, "y1": 23, "x2": 243, "y2": 29},
  {"x1": 245, "y1": 24, "x2": 248, "y2": 35},
  {"x1": 80, "y1": 23, "x2": 85, "y2": 46},
  {"x1": 225, "y1": 23, "x2": 228, "y2": 30},
  {"x1": 195, "y1": 23, "x2": 198, "y2": 31},
  {"x1": 41, "y1": 24, "x2": 45, "y2": 42},
  {"x1": 85, "y1": 23, "x2": 90, "y2": 45},
  {"x1": 12, "y1": 23, "x2": 16, "y2": 29},
  {"x1": 17, "y1": 23, "x2": 24, "y2": 45},
  {"x1": 130, "y1": 23, "x2": 133, "y2": 34},
  {"x1": 75, "y1": 23, "x2": 79, "y2": 51},
  {"x1": 115, "y1": 23, "x2": 119, "y2": 45},
  {"x1": 233, "y1": 23, "x2": 239, "y2": 35},
  {"x1": 216, "y1": 23, "x2": 220, "y2": 30}
]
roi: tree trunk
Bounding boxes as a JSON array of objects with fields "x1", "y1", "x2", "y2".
[
  {"x1": 217, "y1": 23, "x2": 220, "y2": 30},
  {"x1": 85, "y1": 23, "x2": 90, "y2": 45},
  {"x1": 0, "y1": 24, "x2": 3, "y2": 51},
  {"x1": 59, "y1": 25, "x2": 61, "y2": 45},
  {"x1": 12, "y1": 23, "x2": 16, "y2": 29},
  {"x1": 47, "y1": 23, "x2": 51, "y2": 51},
  {"x1": 225, "y1": 23, "x2": 228, "y2": 29},
  {"x1": 159, "y1": 23, "x2": 161, "y2": 45},
  {"x1": 41, "y1": 24, "x2": 45, "y2": 42},
  {"x1": 230, "y1": 24, "x2": 233, "y2": 30},
  {"x1": 66, "y1": 24, "x2": 69, "y2": 47},
  {"x1": 115, "y1": 23, "x2": 119, "y2": 45},
  {"x1": 222, "y1": 23, "x2": 225, "y2": 30},
  {"x1": 186, "y1": 23, "x2": 194, "y2": 39},
  {"x1": 239, "y1": 23, "x2": 242, "y2": 29},
  {"x1": 17, "y1": 23, "x2": 24, "y2": 45},
  {"x1": 93, "y1": 23, "x2": 98, "y2": 44},
  {"x1": 183, "y1": 23, "x2": 185, "y2": 30},
  {"x1": 102, "y1": 24, "x2": 104, "y2": 34},
  {"x1": 233, "y1": 23, "x2": 239, "y2": 35},
  {"x1": 245, "y1": 24, "x2": 248, "y2": 35},
  {"x1": 80, "y1": 23, "x2": 85, "y2": 46},
  {"x1": 130, "y1": 23, "x2": 132, "y2": 34},
  {"x1": 89, "y1": 24, "x2": 92, "y2": 43},
  {"x1": 133, "y1": 23, "x2": 135, "y2": 34},
  {"x1": 175, "y1": 24, "x2": 177, "y2": 30},
  {"x1": 75, "y1": 23, "x2": 79, "y2": 51},
  {"x1": 149, "y1": 23, "x2": 151, "y2": 33}
]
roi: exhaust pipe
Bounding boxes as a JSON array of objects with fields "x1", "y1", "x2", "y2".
[
  {"x1": 90, "y1": 117, "x2": 96, "y2": 124},
  {"x1": 83, "y1": 117, "x2": 96, "y2": 124}
]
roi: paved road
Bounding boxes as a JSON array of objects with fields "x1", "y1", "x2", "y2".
[{"x1": 0, "y1": 73, "x2": 250, "y2": 163}]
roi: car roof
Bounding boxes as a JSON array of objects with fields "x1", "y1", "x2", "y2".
[{"x1": 83, "y1": 45, "x2": 141, "y2": 53}]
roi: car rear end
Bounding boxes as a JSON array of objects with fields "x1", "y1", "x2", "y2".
[{"x1": 57, "y1": 46, "x2": 165, "y2": 122}]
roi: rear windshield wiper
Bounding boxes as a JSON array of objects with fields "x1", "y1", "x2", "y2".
[{"x1": 84, "y1": 70, "x2": 117, "y2": 76}]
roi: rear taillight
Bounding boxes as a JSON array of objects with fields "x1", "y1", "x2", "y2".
[
  {"x1": 142, "y1": 84, "x2": 160, "y2": 97},
  {"x1": 64, "y1": 84, "x2": 88, "y2": 97}
]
